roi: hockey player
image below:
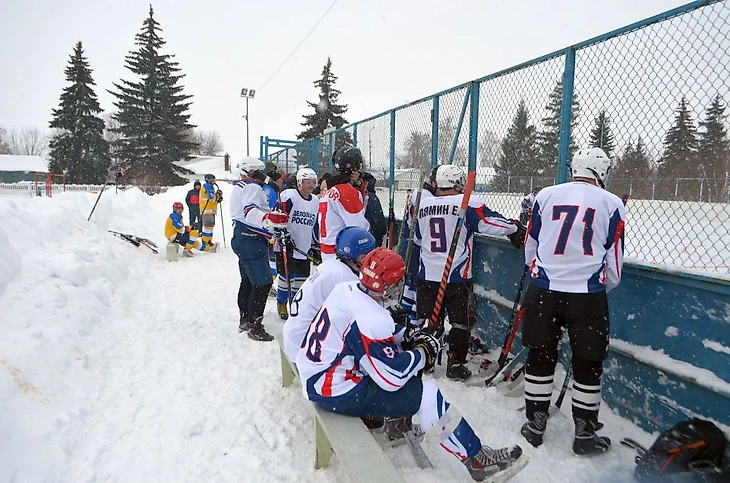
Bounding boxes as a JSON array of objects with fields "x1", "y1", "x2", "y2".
[
  {"x1": 199, "y1": 174, "x2": 223, "y2": 248},
  {"x1": 274, "y1": 167, "x2": 320, "y2": 319},
  {"x1": 296, "y1": 247, "x2": 526, "y2": 482},
  {"x1": 230, "y1": 159, "x2": 289, "y2": 342},
  {"x1": 185, "y1": 180, "x2": 201, "y2": 229},
  {"x1": 281, "y1": 226, "x2": 376, "y2": 361},
  {"x1": 318, "y1": 147, "x2": 370, "y2": 261},
  {"x1": 519, "y1": 187, "x2": 540, "y2": 226},
  {"x1": 519, "y1": 147, "x2": 625, "y2": 456},
  {"x1": 416, "y1": 165, "x2": 525, "y2": 381},
  {"x1": 164, "y1": 202, "x2": 215, "y2": 256}
]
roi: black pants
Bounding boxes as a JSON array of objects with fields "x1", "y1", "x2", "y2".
[
  {"x1": 188, "y1": 207, "x2": 200, "y2": 229},
  {"x1": 416, "y1": 280, "x2": 475, "y2": 361},
  {"x1": 521, "y1": 284, "x2": 610, "y2": 422}
]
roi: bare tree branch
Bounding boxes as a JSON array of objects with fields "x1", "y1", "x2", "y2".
[{"x1": 5, "y1": 128, "x2": 48, "y2": 156}]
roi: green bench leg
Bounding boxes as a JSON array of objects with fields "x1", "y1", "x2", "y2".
[
  {"x1": 280, "y1": 347, "x2": 295, "y2": 388},
  {"x1": 315, "y1": 417, "x2": 334, "y2": 469}
]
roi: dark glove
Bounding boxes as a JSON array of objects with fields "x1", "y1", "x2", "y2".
[
  {"x1": 508, "y1": 220, "x2": 527, "y2": 249},
  {"x1": 277, "y1": 230, "x2": 294, "y2": 251},
  {"x1": 309, "y1": 245, "x2": 322, "y2": 265},
  {"x1": 412, "y1": 331, "x2": 443, "y2": 372},
  {"x1": 387, "y1": 307, "x2": 410, "y2": 327},
  {"x1": 215, "y1": 190, "x2": 223, "y2": 203}
]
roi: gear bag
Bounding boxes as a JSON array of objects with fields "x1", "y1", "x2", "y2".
[{"x1": 631, "y1": 418, "x2": 728, "y2": 481}]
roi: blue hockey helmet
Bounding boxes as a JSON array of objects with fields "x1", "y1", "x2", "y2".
[
  {"x1": 336, "y1": 227, "x2": 376, "y2": 264},
  {"x1": 204, "y1": 173, "x2": 215, "y2": 182}
]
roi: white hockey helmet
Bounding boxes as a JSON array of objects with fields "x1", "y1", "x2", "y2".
[
  {"x1": 238, "y1": 158, "x2": 265, "y2": 177},
  {"x1": 434, "y1": 164, "x2": 466, "y2": 192},
  {"x1": 570, "y1": 147, "x2": 613, "y2": 188},
  {"x1": 296, "y1": 167, "x2": 317, "y2": 185}
]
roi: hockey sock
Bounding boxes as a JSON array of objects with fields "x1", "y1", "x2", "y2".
[
  {"x1": 525, "y1": 348, "x2": 559, "y2": 417},
  {"x1": 446, "y1": 325, "x2": 470, "y2": 361},
  {"x1": 570, "y1": 356, "x2": 603, "y2": 422},
  {"x1": 238, "y1": 277, "x2": 253, "y2": 315}
]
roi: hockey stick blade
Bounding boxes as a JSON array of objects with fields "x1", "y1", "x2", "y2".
[
  {"x1": 404, "y1": 428, "x2": 433, "y2": 469},
  {"x1": 484, "y1": 454, "x2": 529, "y2": 483},
  {"x1": 466, "y1": 348, "x2": 527, "y2": 387}
]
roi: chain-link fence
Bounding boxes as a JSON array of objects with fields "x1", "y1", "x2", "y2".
[{"x1": 267, "y1": 0, "x2": 730, "y2": 275}]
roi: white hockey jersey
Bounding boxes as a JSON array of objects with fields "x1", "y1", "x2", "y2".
[
  {"x1": 276, "y1": 188, "x2": 319, "y2": 260},
  {"x1": 416, "y1": 193, "x2": 517, "y2": 282},
  {"x1": 399, "y1": 187, "x2": 434, "y2": 251},
  {"x1": 230, "y1": 178, "x2": 273, "y2": 238},
  {"x1": 282, "y1": 258, "x2": 359, "y2": 361},
  {"x1": 318, "y1": 182, "x2": 369, "y2": 260},
  {"x1": 296, "y1": 281, "x2": 425, "y2": 403},
  {"x1": 524, "y1": 181, "x2": 625, "y2": 293}
]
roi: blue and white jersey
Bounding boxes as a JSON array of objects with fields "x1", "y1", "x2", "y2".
[
  {"x1": 296, "y1": 281, "x2": 426, "y2": 403},
  {"x1": 525, "y1": 181, "x2": 625, "y2": 293},
  {"x1": 276, "y1": 188, "x2": 319, "y2": 260},
  {"x1": 230, "y1": 177, "x2": 273, "y2": 239},
  {"x1": 282, "y1": 258, "x2": 358, "y2": 362},
  {"x1": 416, "y1": 193, "x2": 517, "y2": 283}
]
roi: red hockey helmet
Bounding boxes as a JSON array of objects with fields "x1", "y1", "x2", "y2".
[
  {"x1": 173, "y1": 201, "x2": 184, "y2": 210},
  {"x1": 359, "y1": 247, "x2": 405, "y2": 295}
]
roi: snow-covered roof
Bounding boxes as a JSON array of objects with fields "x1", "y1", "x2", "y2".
[
  {"x1": 173, "y1": 156, "x2": 238, "y2": 181},
  {"x1": 0, "y1": 155, "x2": 48, "y2": 172}
]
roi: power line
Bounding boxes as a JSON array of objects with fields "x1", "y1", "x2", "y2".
[{"x1": 257, "y1": 0, "x2": 340, "y2": 92}]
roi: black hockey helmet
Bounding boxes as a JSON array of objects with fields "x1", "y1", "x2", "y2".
[{"x1": 333, "y1": 146, "x2": 363, "y2": 175}]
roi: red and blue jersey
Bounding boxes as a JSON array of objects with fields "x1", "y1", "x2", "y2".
[{"x1": 229, "y1": 178, "x2": 272, "y2": 240}]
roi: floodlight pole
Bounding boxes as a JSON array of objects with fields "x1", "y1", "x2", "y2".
[
  {"x1": 241, "y1": 88, "x2": 256, "y2": 157},
  {"x1": 245, "y1": 96, "x2": 250, "y2": 156}
]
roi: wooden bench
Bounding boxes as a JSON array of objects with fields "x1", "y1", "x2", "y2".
[{"x1": 275, "y1": 332, "x2": 405, "y2": 483}]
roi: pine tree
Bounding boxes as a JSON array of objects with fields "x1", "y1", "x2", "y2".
[
  {"x1": 588, "y1": 110, "x2": 616, "y2": 159},
  {"x1": 612, "y1": 137, "x2": 653, "y2": 198},
  {"x1": 109, "y1": 6, "x2": 195, "y2": 186},
  {"x1": 297, "y1": 57, "x2": 351, "y2": 171},
  {"x1": 658, "y1": 97, "x2": 699, "y2": 199},
  {"x1": 47, "y1": 42, "x2": 109, "y2": 184},
  {"x1": 537, "y1": 79, "x2": 580, "y2": 174},
  {"x1": 493, "y1": 100, "x2": 539, "y2": 192},
  {"x1": 697, "y1": 95, "x2": 729, "y2": 202}
]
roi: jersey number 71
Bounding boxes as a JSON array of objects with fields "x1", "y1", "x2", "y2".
[{"x1": 552, "y1": 205, "x2": 596, "y2": 256}]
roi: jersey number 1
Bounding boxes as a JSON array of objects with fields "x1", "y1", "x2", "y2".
[{"x1": 552, "y1": 205, "x2": 595, "y2": 255}]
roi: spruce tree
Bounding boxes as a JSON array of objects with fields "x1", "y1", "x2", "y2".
[
  {"x1": 109, "y1": 6, "x2": 195, "y2": 185},
  {"x1": 658, "y1": 97, "x2": 699, "y2": 199},
  {"x1": 537, "y1": 79, "x2": 580, "y2": 174},
  {"x1": 697, "y1": 95, "x2": 729, "y2": 202},
  {"x1": 493, "y1": 100, "x2": 539, "y2": 192},
  {"x1": 613, "y1": 137, "x2": 653, "y2": 198},
  {"x1": 47, "y1": 42, "x2": 109, "y2": 184},
  {"x1": 588, "y1": 110, "x2": 616, "y2": 159},
  {"x1": 297, "y1": 57, "x2": 351, "y2": 171}
]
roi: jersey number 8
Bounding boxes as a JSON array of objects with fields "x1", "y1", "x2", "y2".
[{"x1": 305, "y1": 308, "x2": 332, "y2": 362}]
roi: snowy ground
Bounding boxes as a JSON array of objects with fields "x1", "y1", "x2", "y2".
[{"x1": 1, "y1": 185, "x2": 658, "y2": 482}]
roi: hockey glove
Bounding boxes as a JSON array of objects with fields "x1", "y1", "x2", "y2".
[
  {"x1": 276, "y1": 229, "x2": 294, "y2": 251},
  {"x1": 215, "y1": 190, "x2": 223, "y2": 203},
  {"x1": 262, "y1": 211, "x2": 289, "y2": 230},
  {"x1": 412, "y1": 331, "x2": 443, "y2": 372},
  {"x1": 508, "y1": 219, "x2": 527, "y2": 250},
  {"x1": 387, "y1": 307, "x2": 410, "y2": 328}
]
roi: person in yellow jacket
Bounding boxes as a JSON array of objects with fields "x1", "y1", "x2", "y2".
[
  {"x1": 166, "y1": 202, "x2": 217, "y2": 256},
  {"x1": 199, "y1": 173, "x2": 223, "y2": 248}
]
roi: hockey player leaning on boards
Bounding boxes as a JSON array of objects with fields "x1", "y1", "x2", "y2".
[
  {"x1": 318, "y1": 146, "x2": 370, "y2": 261},
  {"x1": 281, "y1": 226, "x2": 376, "y2": 362},
  {"x1": 519, "y1": 147, "x2": 625, "y2": 456},
  {"x1": 230, "y1": 159, "x2": 289, "y2": 342},
  {"x1": 416, "y1": 164, "x2": 526, "y2": 381},
  {"x1": 274, "y1": 167, "x2": 320, "y2": 320},
  {"x1": 295, "y1": 247, "x2": 527, "y2": 482}
]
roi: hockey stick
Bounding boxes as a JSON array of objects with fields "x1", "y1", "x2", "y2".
[
  {"x1": 87, "y1": 183, "x2": 108, "y2": 221},
  {"x1": 549, "y1": 365, "x2": 573, "y2": 416},
  {"x1": 214, "y1": 182, "x2": 226, "y2": 249},
  {"x1": 393, "y1": 188, "x2": 412, "y2": 254},
  {"x1": 481, "y1": 265, "x2": 529, "y2": 386},
  {"x1": 276, "y1": 193, "x2": 293, "y2": 305},
  {"x1": 107, "y1": 230, "x2": 158, "y2": 248},
  {"x1": 110, "y1": 231, "x2": 159, "y2": 254},
  {"x1": 427, "y1": 171, "x2": 476, "y2": 336},
  {"x1": 398, "y1": 175, "x2": 429, "y2": 307}
]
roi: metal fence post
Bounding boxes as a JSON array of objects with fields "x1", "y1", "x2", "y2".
[
  {"x1": 449, "y1": 88, "x2": 472, "y2": 165},
  {"x1": 468, "y1": 81, "x2": 480, "y2": 173},
  {"x1": 431, "y1": 95, "x2": 440, "y2": 168},
  {"x1": 390, "y1": 110, "x2": 396, "y2": 187},
  {"x1": 353, "y1": 124, "x2": 358, "y2": 147},
  {"x1": 557, "y1": 47, "x2": 576, "y2": 184}
]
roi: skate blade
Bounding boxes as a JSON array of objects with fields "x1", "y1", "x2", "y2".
[{"x1": 484, "y1": 454, "x2": 529, "y2": 483}]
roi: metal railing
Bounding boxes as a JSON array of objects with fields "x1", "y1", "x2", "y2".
[{"x1": 265, "y1": 0, "x2": 730, "y2": 274}]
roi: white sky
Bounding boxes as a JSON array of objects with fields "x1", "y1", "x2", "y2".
[{"x1": 0, "y1": 0, "x2": 691, "y2": 162}]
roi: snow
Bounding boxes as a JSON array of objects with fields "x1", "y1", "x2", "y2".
[
  {"x1": 0, "y1": 186, "x2": 670, "y2": 482},
  {"x1": 703, "y1": 339, "x2": 730, "y2": 355},
  {"x1": 174, "y1": 155, "x2": 239, "y2": 182},
  {"x1": 664, "y1": 326, "x2": 679, "y2": 337},
  {"x1": 0, "y1": 154, "x2": 48, "y2": 172}
]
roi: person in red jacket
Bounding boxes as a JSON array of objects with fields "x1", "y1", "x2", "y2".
[
  {"x1": 185, "y1": 180, "x2": 201, "y2": 229},
  {"x1": 318, "y1": 147, "x2": 370, "y2": 261}
]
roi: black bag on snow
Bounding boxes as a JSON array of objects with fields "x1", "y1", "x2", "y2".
[{"x1": 633, "y1": 418, "x2": 729, "y2": 481}]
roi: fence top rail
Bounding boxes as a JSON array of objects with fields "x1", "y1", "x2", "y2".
[{"x1": 327, "y1": 0, "x2": 720, "y2": 139}]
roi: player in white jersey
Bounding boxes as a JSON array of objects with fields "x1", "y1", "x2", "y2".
[
  {"x1": 282, "y1": 226, "x2": 376, "y2": 362},
  {"x1": 520, "y1": 147, "x2": 625, "y2": 457},
  {"x1": 296, "y1": 247, "x2": 527, "y2": 481},
  {"x1": 416, "y1": 164, "x2": 525, "y2": 380},
  {"x1": 274, "y1": 167, "x2": 320, "y2": 319},
  {"x1": 318, "y1": 147, "x2": 370, "y2": 261},
  {"x1": 230, "y1": 158, "x2": 289, "y2": 342},
  {"x1": 519, "y1": 187, "x2": 540, "y2": 226}
]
